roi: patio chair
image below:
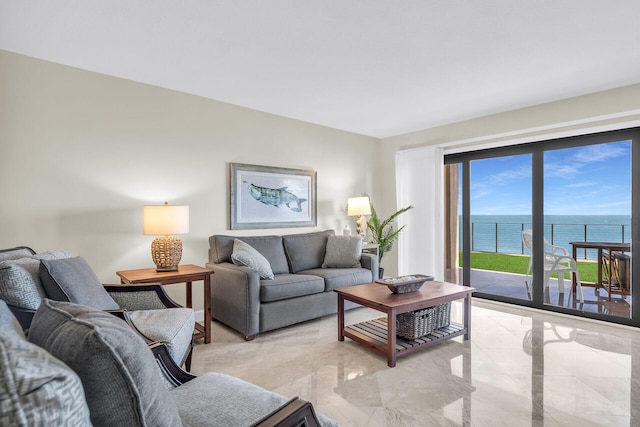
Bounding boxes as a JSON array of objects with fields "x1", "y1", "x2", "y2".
[{"x1": 522, "y1": 229, "x2": 584, "y2": 302}]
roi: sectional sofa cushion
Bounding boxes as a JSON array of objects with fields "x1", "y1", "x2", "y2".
[
  {"x1": 299, "y1": 267, "x2": 373, "y2": 291},
  {"x1": 259, "y1": 273, "x2": 325, "y2": 302},
  {"x1": 127, "y1": 308, "x2": 195, "y2": 366},
  {"x1": 231, "y1": 239, "x2": 274, "y2": 280},
  {"x1": 282, "y1": 229, "x2": 334, "y2": 273},
  {"x1": 0, "y1": 300, "x2": 91, "y2": 427},
  {"x1": 321, "y1": 235, "x2": 362, "y2": 268},
  {"x1": 28, "y1": 299, "x2": 183, "y2": 427},
  {"x1": 39, "y1": 256, "x2": 119, "y2": 310},
  {"x1": 210, "y1": 235, "x2": 290, "y2": 274},
  {"x1": 172, "y1": 372, "x2": 289, "y2": 427},
  {"x1": 0, "y1": 250, "x2": 74, "y2": 310}
]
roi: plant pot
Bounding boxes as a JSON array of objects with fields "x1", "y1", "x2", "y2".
[{"x1": 378, "y1": 267, "x2": 384, "y2": 279}]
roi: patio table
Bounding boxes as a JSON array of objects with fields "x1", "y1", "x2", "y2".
[{"x1": 569, "y1": 241, "x2": 631, "y2": 301}]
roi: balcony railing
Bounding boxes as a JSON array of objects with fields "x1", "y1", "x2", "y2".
[{"x1": 466, "y1": 222, "x2": 631, "y2": 260}]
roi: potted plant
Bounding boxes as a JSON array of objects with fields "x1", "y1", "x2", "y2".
[{"x1": 367, "y1": 203, "x2": 413, "y2": 278}]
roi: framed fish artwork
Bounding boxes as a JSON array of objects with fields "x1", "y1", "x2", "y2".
[{"x1": 229, "y1": 163, "x2": 317, "y2": 229}]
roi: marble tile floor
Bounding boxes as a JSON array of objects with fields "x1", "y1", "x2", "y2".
[{"x1": 191, "y1": 299, "x2": 640, "y2": 426}]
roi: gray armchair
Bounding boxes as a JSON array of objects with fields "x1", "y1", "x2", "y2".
[
  {"x1": 0, "y1": 246, "x2": 195, "y2": 370},
  {"x1": 0, "y1": 299, "x2": 337, "y2": 427}
]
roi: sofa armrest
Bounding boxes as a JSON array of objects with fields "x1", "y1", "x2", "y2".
[
  {"x1": 360, "y1": 253, "x2": 379, "y2": 280},
  {"x1": 104, "y1": 283, "x2": 182, "y2": 311},
  {"x1": 206, "y1": 262, "x2": 261, "y2": 340}
]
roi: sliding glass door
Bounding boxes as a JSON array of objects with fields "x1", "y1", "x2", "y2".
[
  {"x1": 467, "y1": 154, "x2": 532, "y2": 301},
  {"x1": 543, "y1": 140, "x2": 632, "y2": 317},
  {"x1": 446, "y1": 128, "x2": 638, "y2": 325}
]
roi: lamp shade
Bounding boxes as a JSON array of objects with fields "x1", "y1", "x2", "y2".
[
  {"x1": 143, "y1": 203, "x2": 189, "y2": 235},
  {"x1": 347, "y1": 197, "x2": 371, "y2": 216}
]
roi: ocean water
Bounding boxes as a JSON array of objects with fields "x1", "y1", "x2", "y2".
[{"x1": 461, "y1": 215, "x2": 632, "y2": 260}]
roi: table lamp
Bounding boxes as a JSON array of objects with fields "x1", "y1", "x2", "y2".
[
  {"x1": 143, "y1": 202, "x2": 189, "y2": 272},
  {"x1": 347, "y1": 196, "x2": 371, "y2": 238}
]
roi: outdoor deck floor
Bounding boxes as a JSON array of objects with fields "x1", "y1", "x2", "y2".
[{"x1": 447, "y1": 268, "x2": 631, "y2": 319}]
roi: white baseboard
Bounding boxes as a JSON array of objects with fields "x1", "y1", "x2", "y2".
[{"x1": 194, "y1": 309, "x2": 204, "y2": 323}]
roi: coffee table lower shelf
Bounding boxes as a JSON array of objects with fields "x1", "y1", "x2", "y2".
[{"x1": 344, "y1": 318, "x2": 466, "y2": 357}]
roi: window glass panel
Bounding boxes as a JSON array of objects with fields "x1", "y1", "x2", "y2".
[
  {"x1": 543, "y1": 140, "x2": 632, "y2": 318},
  {"x1": 468, "y1": 154, "x2": 532, "y2": 301}
]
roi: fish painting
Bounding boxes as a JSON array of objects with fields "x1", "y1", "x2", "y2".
[{"x1": 246, "y1": 182, "x2": 307, "y2": 212}]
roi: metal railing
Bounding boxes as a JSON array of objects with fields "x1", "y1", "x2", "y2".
[{"x1": 467, "y1": 222, "x2": 631, "y2": 260}]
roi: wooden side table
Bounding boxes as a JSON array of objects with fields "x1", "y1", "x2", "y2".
[{"x1": 116, "y1": 264, "x2": 214, "y2": 344}]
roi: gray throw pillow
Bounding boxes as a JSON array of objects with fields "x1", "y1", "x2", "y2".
[
  {"x1": 39, "y1": 257, "x2": 119, "y2": 310},
  {"x1": 282, "y1": 230, "x2": 334, "y2": 272},
  {"x1": 0, "y1": 251, "x2": 73, "y2": 310},
  {"x1": 0, "y1": 300, "x2": 91, "y2": 426},
  {"x1": 28, "y1": 299, "x2": 183, "y2": 427},
  {"x1": 231, "y1": 239, "x2": 274, "y2": 280},
  {"x1": 322, "y1": 235, "x2": 363, "y2": 268}
]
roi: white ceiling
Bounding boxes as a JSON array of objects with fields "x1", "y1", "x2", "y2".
[{"x1": 2, "y1": 1, "x2": 640, "y2": 138}]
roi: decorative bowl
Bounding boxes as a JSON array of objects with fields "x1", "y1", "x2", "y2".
[{"x1": 375, "y1": 274, "x2": 434, "y2": 294}]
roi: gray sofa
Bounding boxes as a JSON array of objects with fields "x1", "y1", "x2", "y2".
[{"x1": 206, "y1": 230, "x2": 378, "y2": 340}]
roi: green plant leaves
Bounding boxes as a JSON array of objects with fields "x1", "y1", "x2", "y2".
[{"x1": 366, "y1": 204, "x2": 413, "y2": 264}]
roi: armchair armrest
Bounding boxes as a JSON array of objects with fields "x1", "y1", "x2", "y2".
[
  {"x1": 104, "y1": 283, "x2": 182, "y2": 311},
  {"x1": 148, "y1": 341, "x2": 197, "y2": 387},
  {"x1": 251, "y1": 397, "x2": 321, "y2": 427}
]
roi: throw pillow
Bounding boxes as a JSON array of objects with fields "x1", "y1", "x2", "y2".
[
  {"x1": 39, "y1": 257, "x2": 119, "y2": 310},
  {"x1": 282, "y1": 230, "x2": 334, "y2": 272},
  {"x1": 231, "y1": 239, "x2": 274, "y2": 280},
  {"x1": 0, "y1": 251, "x2": 73, "y2": 310},
  {"x1": 0, "y1": 261, "x2": 44, "y2": 310},
  {"x1": 0, "y1": 300, "x2": 91, "y2": 426},
  {"x1": 28, "y1": 299, "x2": 183, "y2": 427},
  {"x1": 321, "y1": 235, "x2": 363, "y2": 268}
]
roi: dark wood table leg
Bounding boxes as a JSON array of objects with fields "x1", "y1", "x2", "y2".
[
  {"x1": 387, "y1": 309, "x2": 396, "y2": 367},
  {"x1": 597, "y1": 248, "x2": 603, "y2": 294},
  {"x1": 338, "y1": 295, "x2": 345, "y2": 341},
  {"x1": 203, "y1": 274, "x2": 211, "y2": 344},
  {"x1": 464, "y1": 295, "x2": 472, "y2": 340},
  {"x1": 186, "y1": 281, "x2": 193, "y2": 308}
]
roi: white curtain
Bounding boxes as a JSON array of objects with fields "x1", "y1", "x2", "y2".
[{"x1": 395, "y1": 145, "x2": 445, "y2": 280}]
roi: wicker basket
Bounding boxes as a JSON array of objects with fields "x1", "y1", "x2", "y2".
[{"x1": 396, "y1": 302, "x2": 451, "y2": 339}]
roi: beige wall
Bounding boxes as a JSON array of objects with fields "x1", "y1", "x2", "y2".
[{"x1": 0, "y1": 50, "x2": 380, "y2": 309}]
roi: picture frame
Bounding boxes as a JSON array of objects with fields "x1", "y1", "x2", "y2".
[{"x1": 230, "y1": 163, "x2": 317, "y2": 230}]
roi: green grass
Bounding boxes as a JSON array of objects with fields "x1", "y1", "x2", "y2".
[{"x1": 459, "y1": 251, "x2": 599, "y2": 283}]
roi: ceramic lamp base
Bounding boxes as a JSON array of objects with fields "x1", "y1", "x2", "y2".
[
  {"x1": 151, "y1": 235, "x2": 182, "y2": 272},
  {"x1": 355, "y1": 215, "x2": 368, "y2": 238}
]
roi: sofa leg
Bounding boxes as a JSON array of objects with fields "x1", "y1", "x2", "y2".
[{"x1": 245, "y1": 334, "x2": 256, "y2": 341}]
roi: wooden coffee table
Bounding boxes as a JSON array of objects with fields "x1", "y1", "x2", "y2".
[{"x1": 336, "y1": 281, "x2": 475, "y2": 367}]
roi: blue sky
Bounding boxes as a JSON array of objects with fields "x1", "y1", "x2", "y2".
[{"x1": 465, "y1": 140, "x2": 632, "y2": 215}]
